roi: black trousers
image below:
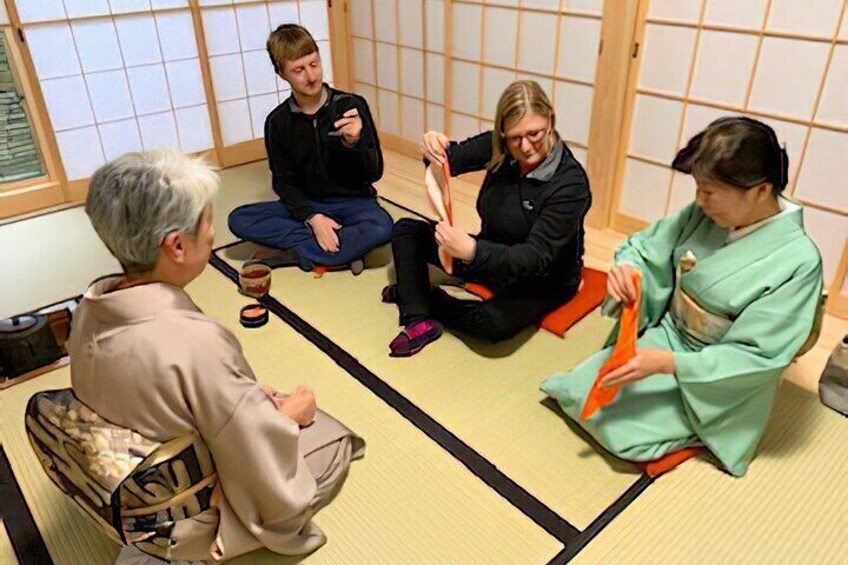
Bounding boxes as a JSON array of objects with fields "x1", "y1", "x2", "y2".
[{"x1": 391, "y1": 218, "x2": 576, "y2": 342}]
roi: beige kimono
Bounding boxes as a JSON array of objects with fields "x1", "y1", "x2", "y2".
[{"x1": 68, "y1": 277, "x2": 364, "y2": 562}]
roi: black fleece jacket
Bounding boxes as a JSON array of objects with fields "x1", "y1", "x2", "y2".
[
  {"x1": 445, "y1": 131, "x2": 592, "y2": 294},
  {"x1": 264, "y1": 85, "x2": 383, "y2": 221}
]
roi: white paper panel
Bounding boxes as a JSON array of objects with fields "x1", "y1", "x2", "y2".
[
  {"x1": 767, "y1": 0, "x2": 843, "y2": 37},
  {"x1": 557, "y1": 16, "x2": 602, "y2": 83},
  {"x1": 218, "y1": 98, "x2": 253, "y2": 144},
  {"x1": 401, "y1": 95, "x2": 425, "y2": 140},
  {"x1": 398, "y1": 0, "x2": 424, "y2": 49},
  {"x1": 376, "y1": 42, "x2": 399, "y2": 91},
  {"x1": 138, "y1": 111, "x2": 179, "y2": 149},
  {"x1": 482, "y1": 67, "x2": 516, "y2": 121},
  {"x1": 518, "y1": 11, "x2": 558, "y2": 74},
  {"x1": 378, "y1": 88, "x2": 400, "y2": 135},
  {"x1": 175, "y1": 105, "x2": 213, "y2": 153},
  {"x1": 425, "y1": 0, "x2": 445, "y2": 53},
  {"x1": 816, "y1": 45, "x2": 848, "y2": 127},
  {"x1": 554, "y1": 81, "x2": 593, "y2": 146},
  {"x1": 374, "y1": 0, "x2": 398, "y2": 44},
  {"x1": 99, "y1": 118, "x2": 143, "y2": 160},
  {"x1": 55, "y1": 126, "x2": 105, "y2": 179},
  {"x1": 452, "y1": 3, "x2": 483, "y2": 60},
  {"x1": 619, "y1": 158, "x2": 673, "y2": 222},
  {"x1": 86, "y1": 70, "x2": 134, "y2": 123},
  {"x1": 400, "y1": 48, "x2": 424, "y2": 99},
  {"x1": 629, "y1": 94, "x2": 683, "y2": 162},
  {"x1": 25, "y1": 25, "x2": 81, "y2": 79},
  {"x1": 648, "y1": 0, "x2": 700, "y2": 22},
  {"x1": 638, "y1": 24, "x2": 697, "y2": 95},
  {"x1": 484, "y1": 7, "x2": 518, "y2": 68},
  {"x1": 749, "y1": 38, "x2": 829, "y2": 119},
  {"x1": 690, "y1": 30, "x2": 758, "y2": 107},
  {"x1": 115, "y1": 16, "x2": 162, "y2": 67},
  {"x1": 353, "y1": 38, "x2": 376, "y2": 84},
  {"x1": 426, "y1": 53, "x2": 445, "y2": 104},
  {"x1": 794, "y1": 128, "x2": 848, "y2": 210},
  {"x1": 703, "y1": 0, "x2": 767, "y2": 30},
  {"x1": 451, "y1": 60, "x2": 480, "y2": 116},
  {"x1": 349, "y1": 0, "x2": 373, "y2": 38}
]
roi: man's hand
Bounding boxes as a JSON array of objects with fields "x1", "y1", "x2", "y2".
[
  {"x1": 334, "y1": 108, "x2": 363, "y2": 146},
  {"x1": 600, "y1": 349, "x2": 675, "y2": 389},
  {"x1": 421, "y1": 130, "x2": 450, "y2": 165},
  {"x1": 434, "y1": 221, "x2": 476, "y2": 262},
  {"x1": 607, "y1": 264, "x2": 640, "y2": 305},
  {"x1": 308, "y1": 213, "x2": 342, "y2": 253}
]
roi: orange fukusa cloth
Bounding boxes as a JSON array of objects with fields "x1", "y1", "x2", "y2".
[
  {"x1": 425, "y1": 160, "x2": 455, "y2": 274},
  {"x1": 580, "y1": 272, "x2": 642, "y2": 420}
]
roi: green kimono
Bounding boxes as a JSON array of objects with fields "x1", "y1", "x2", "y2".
[{"x1": 541, "y1": 200, "x2": 823, "y2": 476}]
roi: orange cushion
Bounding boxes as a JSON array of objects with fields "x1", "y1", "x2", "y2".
[
  {"x1": 463, "y1": 267, "x2": 608, "y2": 337},
  {"x1": 636, "y1": 447, "x2": 707, "y2": 478}
]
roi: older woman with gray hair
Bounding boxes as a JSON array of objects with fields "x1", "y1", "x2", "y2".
[{"x1": 70, "y1": 149, "x2": 364, "y2": 563}]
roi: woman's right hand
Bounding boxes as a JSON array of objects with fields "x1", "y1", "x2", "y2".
[
  {"x1": 421, "y1": 131, "x2": 450, "y2": 165},
  {"x1": 607, "y1": 264, "x2": 640, "y2": 305}
]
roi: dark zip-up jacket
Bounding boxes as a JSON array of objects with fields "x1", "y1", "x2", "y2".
[
  {"x1": 445, "y1": 131, "x2": 592, "y2": 295},
  {"x1": 264, "y1": 85, "x2": 383, "y2": 221}
]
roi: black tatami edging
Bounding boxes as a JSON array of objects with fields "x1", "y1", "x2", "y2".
[
  {"x1": 379, "y1": 195, "x2": 433, "y2": 222},
  {"x1": 209, "y1": 251, "x2": 582, "y2": 545},
  {"x1": 0, "y1": 448, "x2": 52, "y2": 564},
  {"x1": 549, "y1": 474, "x2": 654, "y2": 564}
]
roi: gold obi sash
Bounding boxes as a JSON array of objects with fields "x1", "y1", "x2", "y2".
[{"x1": 670, "y1": 251, "x2": 732, "y2": 347}]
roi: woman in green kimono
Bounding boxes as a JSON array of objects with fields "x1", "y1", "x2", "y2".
[{"x1": 541, "y1": 117, "x2": 823, "y2": 477}]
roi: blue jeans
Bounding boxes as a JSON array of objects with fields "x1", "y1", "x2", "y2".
[{"x1": 227, "y1": 197, "x2": 393, "y2": 268}]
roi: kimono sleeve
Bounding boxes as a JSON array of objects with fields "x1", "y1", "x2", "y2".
[
  {"x1": 187, "y1": 328, "x2": 318, "y2": 557},
  {"x1": 673, "y1": 259, "x2": 823, "y2": 476},
  {"x1": 602, "y1": 203, "x2": 698, "y2": 329}
]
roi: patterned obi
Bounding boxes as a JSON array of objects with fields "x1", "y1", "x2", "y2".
[
  {"x1": 25, "y1": 389, "x2": 217, "y2": 560},
  {"x1": 669, "y1": 250, "x2": 732, "y2": 347}
]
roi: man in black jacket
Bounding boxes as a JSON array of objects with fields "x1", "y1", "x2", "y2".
[{"x1": 228, "y1": 24, "x2": 392, "y2": 273}]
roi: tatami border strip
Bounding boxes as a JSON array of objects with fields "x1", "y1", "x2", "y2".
[
  {"x1": 209, "y1": 250, "x2": 582, "y2": 546},
  {"x1": 0, "y1": 447, "x2": 52, "y2": 564}
]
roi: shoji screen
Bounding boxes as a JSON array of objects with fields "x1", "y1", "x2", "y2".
[
  {"x1": 447, "y1": 0, "x2": 604, "y2": 167},
  {"x1": 614, "y1": 0, "x2": 847, "y2": 287},
  {"x1": 199, "y1": 0, "x2": 333, "y2": 158},
  {"x1": 347, "y1": 0, "x2": 603, "y2": 167},
  {"x1": 347, "y1": 0, "x2": 446, "y2": 144},
  {"x1": 18, "y1": 0, "x2": 214, "y2": 184}
]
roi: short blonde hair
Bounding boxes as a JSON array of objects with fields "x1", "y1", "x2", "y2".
[
  {"x1": 86, "y1": 149, "x2": 219, "y2": 273},
  {"x1": 266, "y1": 24, "x2": 319, "y2": 74},
  {"x1": 489, "y1": 80, "x2": 557, "y2": 170}
]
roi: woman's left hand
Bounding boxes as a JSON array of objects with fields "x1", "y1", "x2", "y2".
[
  {"x1": 435, "y1": 221, "x2": 476, "y2": 262},
  {"x1": 600, "y1": 349, "x2": 675, "y2": 388}
]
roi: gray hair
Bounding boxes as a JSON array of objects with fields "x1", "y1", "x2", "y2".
[{"x1": 85, "y1": 149, "x2": 219, "y2": 273}]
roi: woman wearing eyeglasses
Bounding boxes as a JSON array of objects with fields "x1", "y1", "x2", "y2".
[{"x1": 383, "y1": 80, "x2": 592, "y2": 356}]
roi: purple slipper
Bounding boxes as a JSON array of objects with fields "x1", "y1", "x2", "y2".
[{"x1": 389, "y1": 320, "x2": 443, "y2": 357}]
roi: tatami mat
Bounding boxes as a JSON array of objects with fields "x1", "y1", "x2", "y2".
[
  {"x1": 574, "y1": 382, "x2": 848, "y2": 564},
  {"x1": 0, "y1": 520, "x2": 18, "y2": 565},
  {"x1": 214, "y1": 202, "x2": 642, "y2": 532},
  {"x1": 0, "y1": 268, "x2": 562, "y2": 565}
]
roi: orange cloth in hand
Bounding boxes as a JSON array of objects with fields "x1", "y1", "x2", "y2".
[
  {"x1": 580, "y1": 272, "x2": 642, "y2": 420},
  {"x1": 437, "y1": 160, "x2": 454, "y2": 274}
]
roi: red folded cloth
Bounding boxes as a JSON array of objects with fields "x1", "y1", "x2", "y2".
[
  {"x1": 580, "y1": 272, "x2": 642, "y2": 420},
  {"x1": 636, "y1": 447, "x2": 707, "y2": 477}
]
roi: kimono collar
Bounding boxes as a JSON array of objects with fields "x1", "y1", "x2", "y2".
[
  {"x1": 82, "y1": 276, "x2": 202, "y2": 326},
  {"x1": 726, "y1": 197, "x2": 800, "y2": 243}
]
